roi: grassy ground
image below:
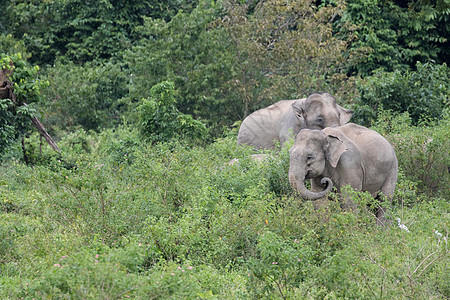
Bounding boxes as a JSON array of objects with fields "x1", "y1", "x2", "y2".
[{"x1": 0, "y1": 120, "x2": 448, "y2": 299}]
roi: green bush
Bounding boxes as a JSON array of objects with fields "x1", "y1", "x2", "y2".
[
  {"x1": 373, "y1": 109, "x2": 450, "y2": 199},
  {"x1": 41, "y1": 61, "x2": 128, "y2": 132},
  {"x1": 335, "y1": 0, "x2": 450, "y2": 76},
  {"x1": 96, "y1": 125, "x2": 142, "y2": 167},
  {"x1": 353, "y1": 62, "x2": 450, "y2": 126},
  {"x1": 138, "y1": 81, "x2": 208, "y2": 144},
  {"x1": 246, "y1": 230, "x2": 315, "y2": 298},
  {"x1": 0, "y1": 34, "x2": 28, "y2": 56},
  {"x1": 125, "y1": 3, "x2": 238, "y2": 135}
]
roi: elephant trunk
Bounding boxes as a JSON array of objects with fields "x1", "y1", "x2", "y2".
[{"x1": 290, "y1": 173, "x2": 333, "y2": 200}]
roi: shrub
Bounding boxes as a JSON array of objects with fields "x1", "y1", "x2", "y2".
[
  {"x1": 0, "y1": 114, "x2": 448, "y2": 299},
  {"x1": 336, "y1": 0, "x2": 449, "y2": 76},
  {"x1": 266, "y1": 138, "x2": 294, "y2": 196},
  {"x1": 245, "y1": 230, "x2": 315, "y2": 298},
  {"x1": 96, "y1": 125, "x2": 142, "y2": 166},
  {"x1": 40, "y1": 61, "x2": 128, "y2": 132},
  {"x1": 373, "y1": 109, "x2": 450, "y2": 198},
  {"x1": 125, "y1": 3, "x2": 238, "y2": 136},
  {"x1": 353, "y1": 61, "x2": 450, "y2": 126},
  {"x1": 137, "y1": 81, "x2": 208, "y2": 144}
]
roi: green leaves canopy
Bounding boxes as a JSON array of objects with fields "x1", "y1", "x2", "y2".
[
  {"x1": 334, "y1": 0, "x2": 450, "y2": 76},
  {"x1": 2, "y1": 0, "x2": 199, "y2": 65}
]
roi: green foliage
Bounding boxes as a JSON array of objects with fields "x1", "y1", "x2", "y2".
[
  {"x1": 1, "y1": 53, "x2": 47, "y2": 105},
  {"x1": 3, "y1": 0, "x2": 450, "y2": 138},
  {"x1": 40, "y1": 60, "x2": 128, "y2": 132},
  {"x1": 126, "y1": 1, "x2": 237, "y2": 134},
  {"x1": 138, "y1": 81, "x2": 208, "y2": 144},
  {"x1": 373, "y1": 109, "x2": 450, "y2": 199},
  {"x1": 221, "y1": 0, "x2": 360, "y2": 113},
  {"x1": 0, "y1": 53, "x2": 48, "y2": 158},
  {"x1": 1, "y1": 0, "x2": 450, "y2": 298},
  {"x1": 0, "y1": 126, "x2": 449, "y2": 298},
  {"x1": 126, "y1": 0, "x2": 361, "y2": 134},
  {"x1": 0, "y1": 34, "x2": 28, "y2": 57},
  {"x1": 246, "y1": 230, "x2": 315, "y2": 298},
  {"x1": 266, "y1": 139, "x2": 294, "y2": 196},
  {"x1": 2, "y1": 0, "x2": 199, "y2": 65},
  {"x1": 97, "y1": 126, "x2": 142, "y2": 167},
  {"x1": 0, "y1": 99, "x2": 16, "y2": 154},
  {"x1": 308, "y1": 200, "x2": 449, "y2": 299},
  {"x1": 353, "y1": 61, "x2": 450, "y2": 126},
  {"x1": 334, "y1": 0, "x2": 450, "y2": 76}
]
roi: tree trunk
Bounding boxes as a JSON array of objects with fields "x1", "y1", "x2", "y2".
[
  {"x1": 22, "y1": 137, "x2": 29, "y2": 164},
  {"x1": 1, "y1": 66, "x2": 60, "y2": 154},
  {"x1": 25, "y1": 103, "x2": 61, "y2": 153}
]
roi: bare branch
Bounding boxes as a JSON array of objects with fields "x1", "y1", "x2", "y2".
[{"x1": 23, "y1": 102, "x2": 61, "y2": 153}]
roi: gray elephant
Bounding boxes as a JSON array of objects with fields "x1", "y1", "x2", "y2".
[
  {"x1": 237, "y1": 93, "x2": 353, "y2": 149},
  {"x1": 288, "y1": 123, "x2": 398, "y2": 224}
]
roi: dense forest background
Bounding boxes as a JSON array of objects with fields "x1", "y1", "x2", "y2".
[
  {"x1": 1, "y1": 0, "x2": 449, "y2": 141},
  {"x1": 0, "y1": 0, "x2": 449, "y2": 298}
]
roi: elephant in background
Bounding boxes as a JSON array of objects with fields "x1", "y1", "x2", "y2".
[
  {"x1": 237, "y1": 93, "x2": 353, "y2": 149},
  {"x1": 288, "y1": 123, "x2": 398, "y2": 225}
]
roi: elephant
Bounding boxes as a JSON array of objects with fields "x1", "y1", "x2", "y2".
[
  {"x1": 237, "y1": 93, "x2": 353, "y2": 149},
  {"x1": 288, "y1": 123, "x2": 398, "y2": 224}
]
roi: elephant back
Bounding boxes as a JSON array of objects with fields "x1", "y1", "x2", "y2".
[{"x1": 237, "y1": 99, "x2": 300, "y2": 149}]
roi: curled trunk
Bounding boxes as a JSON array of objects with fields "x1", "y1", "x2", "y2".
[{"x1": 293, "y1": 177, "x2": 333, "y2": 200}]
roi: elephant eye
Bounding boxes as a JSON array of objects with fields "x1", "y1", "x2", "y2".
[{"x1": 307, "y1": 154, "x2": 314, "y2": 161}]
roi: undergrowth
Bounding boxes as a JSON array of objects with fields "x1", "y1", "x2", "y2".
[{"x1": 0, "y1": 112, "x2": 448, "y2": 299}]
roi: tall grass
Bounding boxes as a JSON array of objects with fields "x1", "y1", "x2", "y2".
[{"x1": 0, "y1": 112, "x2": 448, "y2": 299}]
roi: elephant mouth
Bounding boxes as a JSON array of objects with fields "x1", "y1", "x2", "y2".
[{"x1": 305, "y1": 170, "x2": 313, "y2": 179}]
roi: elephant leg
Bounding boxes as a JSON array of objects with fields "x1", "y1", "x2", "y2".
[
  {"x1": 375, "y1": 192, "x2": 394, "y2": 227},
  {"x1": 376, "y1": 167, "x2": 397, "y2": 227},
  {"x1": 339, "y1": 181, "x2": 362, "y2": 214},
  {"x1": 340, "y1": 189, "x2": 357, "y2": 213},
  {"x1": 335, "y1": 161, "x2": 363, "y2": 214},
  {"x1": 375, "y1": 200, "x2": 389, "y2": 227}
]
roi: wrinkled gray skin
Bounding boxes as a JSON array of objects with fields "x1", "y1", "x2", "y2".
[
  {"x1": 289, "y1": 123, "x2": 398, "y2": 225},
  {"x1": 237, "y1": 93, "x2": 353, "y2": 149}
]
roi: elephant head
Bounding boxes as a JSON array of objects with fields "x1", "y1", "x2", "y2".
[
  {"x1": 237, "y1": 93, "x2": 353, "y2": 150},
  {"x1": 291, "y1": 93, "x2": 353, "y2": 130},
  {"x1": 289, "y1": 129, "x2": 347, "y2": 200}
]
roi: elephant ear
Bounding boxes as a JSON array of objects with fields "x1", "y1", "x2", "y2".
[
  {"x1": 337, "y1": 105, "x2": 354, "y2": 125},
  {"x1": 324, "y1": 134, "x2": 347, "y2": 168},
  {"x1": 291, "y1": 100, "x2": 305, "y2": 119}
]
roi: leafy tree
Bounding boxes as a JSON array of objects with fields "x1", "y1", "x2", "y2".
[
  {"x1": 331, "y1": 0, "x2": 450, "y2": 76},
  {"x1": 40, "y1": 61, "x2": 129, "y2": 133},
  {"x1": 2, "y1": 0, "x2": 199, "y2": 65},
  {"x1": 352, "y1": 61, "x2": 450, "y2": 126},
  {"x1": 125, "y1": 1, "x2": 238, "y2": 134},
  {"x1": 127, "y1": 0, "x2": 359, "y2": 136},
  {"x1": 138, "y1": 81, "x2": 208, "y2": 144},
  {"x1": 0, "y1": 34, "x2": 28, "y2": 57},
  {"x1": 220, "y1": 0, "x2": 360, "y2": 117},
  {"x1": 0, "y1": 53, "x2": 48, "y2": 158}
]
